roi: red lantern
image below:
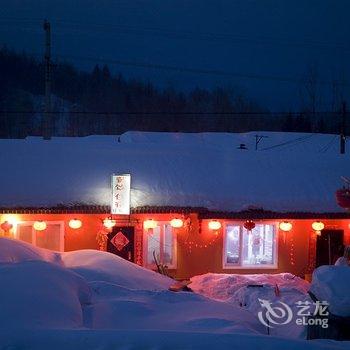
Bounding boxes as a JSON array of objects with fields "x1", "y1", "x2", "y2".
[
  {"x1": 1, "y1": 221, "x2": 13, "y2": 232},
  {"x1": 244, "y1": 220, "x2": 255, "y2": 231},
  {"x1": 336, "y1": 188, "x2": 350, "y2": 209}
]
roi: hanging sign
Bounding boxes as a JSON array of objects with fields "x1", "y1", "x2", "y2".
[{"x1": 111, "y1": 174, "x2": 131, "y2": 215}]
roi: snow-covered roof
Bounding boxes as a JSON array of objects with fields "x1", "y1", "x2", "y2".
[{"x1": 0, "y1": 132, "x2": 348, "y2": 213}]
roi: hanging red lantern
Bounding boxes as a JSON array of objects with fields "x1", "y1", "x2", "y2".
[
  {"x1": 244, "y1": 220, "x2": 255, "y2": 231},
  {"x1": 1, "y1": 221, "x2": 13, "y2": 232},
  {"x1": 336, "y1": 188, "x2": 350, "y2": 209}
]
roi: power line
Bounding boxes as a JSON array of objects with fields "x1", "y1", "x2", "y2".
[
  {"x1": 1, "y1": 19, "x2": 348, "y2": 86},
  {"x1": 260, "y1": 134, "x2": 315, "y2": 151},
  {"x1": 1, "y1": 17, "x2": 349, "y2": 53},
  {"x1": 0, "y1": 110, "x2": 341, "y2": 116},
  {"x1": 319, "y1": 135, "x2": 338, "y2": 153},
  {"x1": 7, "y1": 45, "x2": 339, "y2": 87},
  {"x1": 28, "y1": 52, "x2": 347, "y2": 87},
  {"x1": 52, "y1": 20, "x2": 350, "y2": 52}
]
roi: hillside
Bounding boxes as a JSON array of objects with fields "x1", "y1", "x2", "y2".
[
  {"x1": 1, "y1": 48, "x2": 345, "y2": 138},
  {"x1": 0, "y1": 48, "x2": 270, "y2": 138}
]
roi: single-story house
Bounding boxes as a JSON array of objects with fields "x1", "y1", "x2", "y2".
[{"x1": 0, "y1": 132, "x2": 349, "y2": 279}]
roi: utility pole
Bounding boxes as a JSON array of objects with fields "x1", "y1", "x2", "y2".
[
  {"x1": 43, "y1": 20, "x2": 52, "y2": 140},
  {"x1": 255, "y1": 134, "x2": 268, "y2": 151},
  {"x1": 340, "y1": 101, "x2": 346, "y2": 154}
]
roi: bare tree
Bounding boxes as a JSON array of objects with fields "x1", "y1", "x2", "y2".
[
  {"x1": 331, "y1": 69, "x2": 347, "y2": 112},
  {"x1": 299, "y1": 63, "x2": 323, "y2": 132},
  {"x1": 301, "y1": 63, "x2": 321, "y2": 114}
]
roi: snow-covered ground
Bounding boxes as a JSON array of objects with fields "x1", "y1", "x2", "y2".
[
  {"x1": 0, "y1": 237, "x2": 349, "y2": 349},
  {"x1": 0, "y1": 131, "x2": 348, "y2": 212}
]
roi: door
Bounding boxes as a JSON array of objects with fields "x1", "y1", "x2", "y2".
[
  {"x1": 107, "y1": 226, "x2": 135, "y2": 262},
  {"x1": 316, "y1": 229, "x2": 344, "y2": 267}
]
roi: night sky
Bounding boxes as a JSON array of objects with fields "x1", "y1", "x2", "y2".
[{"x1": 0, "y1": 0, "x2": 349, "y2": 111}]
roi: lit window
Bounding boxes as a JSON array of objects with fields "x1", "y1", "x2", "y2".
[
  {"x1": 144, "y1": 223, "x2": 177, "y2": 269},
  {"x1": 225, "y1": 225, "x2": 240, "y2": 265},
  {"x1": 15, "y1": 221, "x2": 64, "y2": 251},
  {"x1": 224, "y1": 224, "x2": 277, "y2": 268}
]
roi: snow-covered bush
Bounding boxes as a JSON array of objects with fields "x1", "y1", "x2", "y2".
[
  {"x1": 190, "y1": 272, "x2": 311, "y2": 339},
  {"x1": 190, "y1": 272, "x2": 309, "y2": 302}
]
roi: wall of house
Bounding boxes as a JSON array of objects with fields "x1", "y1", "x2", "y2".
[
  {"x1": 174, "y1": 218, "x2": 350, "y2": 280},
  {"x1": 0, "y1": 213, "x2": 104, "y2": 251},
  {"x1": 1, "y1": 212, "x2": 350, "y2": 280}
]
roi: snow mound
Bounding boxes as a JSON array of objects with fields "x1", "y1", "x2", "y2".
[
  {"x1": 190, "y1": 272, "x2": 309, "y2": 301},
  {"x1": 0, "y1": 260, "x2": 91, "y2": 329},
  {"x1": 0, "y1": 237, "x2": 63, "y2": 265},
  {"x1": 231, "y1": 284, "x2": 312, "y2": 338},
  {"x1": 191, "y1": 272, "x2": 311, "y2": 338},
  {"x1": 62, "y1": 249, "x2": 173, "y2": 290},
  {"x1": 310, "y1": 266, "x2": 350, "y2": 317},
  {"x1": 0, "y1": 239, "x2": 262, "y2": 334},
  {"x1": 85, "y1": 281, "x2": 264, "y2": 334}
]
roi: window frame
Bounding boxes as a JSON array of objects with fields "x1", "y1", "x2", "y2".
[
  {"x1": 15, "y1": 221, "x2": 65, "y2": 252},
  {"x1": 143, "y1": 222, "x2": 177, "y2": 270},
  {"x1": 223, "y1": 221, "x2": 278, "y2": 269}
]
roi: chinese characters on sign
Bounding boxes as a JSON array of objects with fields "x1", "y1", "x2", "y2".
[{"x1": 111, "y1": 174, "x2": 131, "y2": 215}]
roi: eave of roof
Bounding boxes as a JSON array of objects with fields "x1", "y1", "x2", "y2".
[
  {"x1": 0, "y1": 205, "x2": 207, "y2": 215},
  {"x1": 198, "y1": 209, "x2": 350, "y2": 220},
  {"x1": 0, "y1": 205, "x2": 349, "y2": 219}
]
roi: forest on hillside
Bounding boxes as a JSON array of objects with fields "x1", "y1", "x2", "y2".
[{"x1": 0, "y1": 47, "x2": 346, "y2": 138}]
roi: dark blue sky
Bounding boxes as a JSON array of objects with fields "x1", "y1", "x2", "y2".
[{"x1": 0, "y1": 0, "x2": 349, "y2": 111}]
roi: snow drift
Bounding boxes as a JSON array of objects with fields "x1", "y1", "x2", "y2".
[
  {"x1": 62, "y1": 249, "x2": 173, "y2": 290},
  {"x1": 1, "y1": 238, "x2": 350, "y2": 348},
  {"x1": 0, "y1": 238, "x2": 262, "y2": 335},
  {"x1": 310, "y1": 265, "x2": 350, "y2": 317},
  {"x1": 0, "y1": 237, "x2": 63, "y2": 265},
  {"x1": 0, "y1": 237, "x2": 173, "y2": 291},
  {"x1": 85, "y1": 281, "x2": 263, "y2": 333},
  {"x1": 0, "y1": 260, "x2": 90, "y2": 329}
]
